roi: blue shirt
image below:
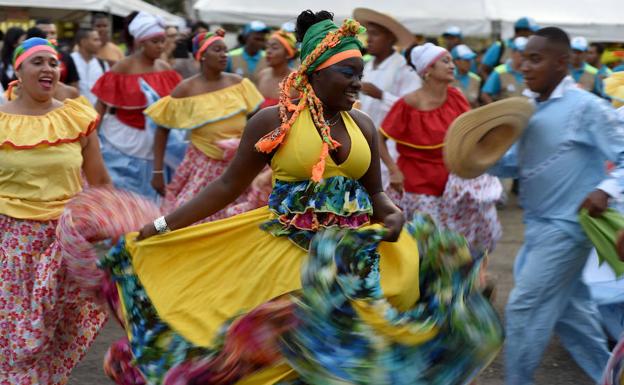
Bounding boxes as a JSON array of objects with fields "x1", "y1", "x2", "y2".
[
  {"x1": 482, "y1": 39, "x2": 512, "y2": 68},
  {"x1": 226, "y1": 48, "x2": 265, "y2": 75},
  {"x1": 481, "y1": 62, "x2": 523, "y2": 96},
  {"x1": 455, "y1": 70, "x2": 471, "y2": 89},
  {"x1": 614, "y1": 64, "x2": 624, "y2": 73},
  {"x1": 490, "y1": 76, "x2": 624, "y2": 238}
]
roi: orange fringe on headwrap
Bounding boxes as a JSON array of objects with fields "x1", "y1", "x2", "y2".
[{"x1": 254, "y1": 19, "x2": 362, "y2": 182}]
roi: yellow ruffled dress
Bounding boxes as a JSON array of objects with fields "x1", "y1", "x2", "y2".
[
  {"x1": 95, "y1": 107, "x2": 502, "y2": 385},
  {"x1": 0, "y1": 99, "x2": 107, "y2": 384},
  {"x1": 145, "y1": 78, "x2": 264, "y2": 219}
]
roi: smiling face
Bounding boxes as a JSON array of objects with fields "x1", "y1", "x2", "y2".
[
  {"x1": 310, "y1": 57, "x2": 364, "y2": 111},
  {"x1": 16, "y1": 51, "x2": 60, "y2": 102},
  {"x1": 201, "y1": 39, "x2": 228, "y2": 73}
]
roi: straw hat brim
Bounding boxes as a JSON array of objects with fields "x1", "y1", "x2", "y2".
[
  {"x1": 353, "y1": 8, "x2": 415, "y2": 48},
  {"x1": 444, "y1": 97, "x2": 535, "y2": 179}
]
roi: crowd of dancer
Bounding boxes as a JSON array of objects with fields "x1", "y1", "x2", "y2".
[{"x1": 1, "y1": 5, "x2": 624, "y2": 385}]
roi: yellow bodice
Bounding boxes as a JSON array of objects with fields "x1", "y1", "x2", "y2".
[
  {"x1": 270, "y1": 108, "x2": 371, "y2": 182},
  {"x1": 145, "y1": 78, "x2": 264, "y2": 160},
  {"x1": 0, "y1": 99, "x2": 98, "y2": 221}
]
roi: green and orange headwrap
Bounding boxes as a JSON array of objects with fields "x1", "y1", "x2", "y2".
[
  {"x1": 192, "y1": 29, "x2": 226, "y2": 61},
  {"x1": 270, "y1": 30, "x2": 298, "y2": 59},
  {"x1": 300, "y1": 19, "x2": 364, "y2": 73},
  {"x1": 13, "y1": 37, "x2": 58, "y2": 70},
  {"x1": 255, "y1": 18, "x2": 365, "y2": 182}
]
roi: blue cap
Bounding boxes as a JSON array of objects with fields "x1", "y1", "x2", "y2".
[
  {"x1": 451, "y1": 44, "x2": 476, "y2": 60},
  {"x1": 243, "y1": 20, "x2": 269, "y2": 35},
  {"x1": 443, "y1": 26, "x2": 463, "y2": 38},
  {"x1": 511, "y1": 37, "x2": 528, "y2": 52},
  {"x1": 571, "y1": 36, "x2": 588, "y2": 52},
  {"x1": 514, "y1": 17, "x2": 539, "y2": 32},
  {"x1": 281, "y1": 21, "x2": 295, "y2": 33}
]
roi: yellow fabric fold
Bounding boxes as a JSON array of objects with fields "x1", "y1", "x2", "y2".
[
  {"x1": 125, "y1": 207, "x2": 421, "y2": 349},
  {"x1": 0, "y1": 100, "x2": 96, "y2": 220},
  {"x1": 145, "y1": 78, "x2": 264, "y2": 159},
  {"x1": 351, "y1": 300, "x2": 439, "y2": 345},
  {"x1": 0, "y1": 98, "x2": 98, "y2": 149},
  {"x1": 605, "y1": 71, "x2": 624, "y2": 108}
]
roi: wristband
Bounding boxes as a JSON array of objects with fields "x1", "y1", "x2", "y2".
[{"x1": 153, "y1": 216, "x2": 171, "y2": 234}]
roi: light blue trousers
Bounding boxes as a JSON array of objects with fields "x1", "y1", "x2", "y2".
[
  {"x1": 505, "y1": 221, "x2": 610, "y2": 385},
  {"x1": 100, "y1": 135, "x2": 161, "y2": 201}
]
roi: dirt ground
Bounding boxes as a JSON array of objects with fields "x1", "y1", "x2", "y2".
[{"x1": 68, "y1": 200, "x2": 596, "y2": 385}]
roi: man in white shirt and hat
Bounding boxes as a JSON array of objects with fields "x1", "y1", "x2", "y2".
[{"x1": 353, "y1": 7, "x2": 421, "y2": 186}]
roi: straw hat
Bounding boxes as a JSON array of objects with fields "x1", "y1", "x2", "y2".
[
  {"x1": 353, "y1": 8, "x2": 415, "y2": 48},
  {"x1": 444, "y1": 97, "x2": 535, "y2": 179}
]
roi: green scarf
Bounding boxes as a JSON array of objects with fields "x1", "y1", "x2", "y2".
[
  {"x1": 579, "y1": 208, "x2": 624, "y2": 277},
  {"x1": 300, "y1": 19, "x2": 364, "y2": 73}
]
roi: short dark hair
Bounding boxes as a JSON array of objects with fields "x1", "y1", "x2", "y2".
[
  {"x1": 26, "y1": 27, "x2": 47, "y2": 39},
  {"x1": 590, "y1": 42, "x2": 605, "y2": 55},
  {"x1": 534, "y1": 27, "x2": 571, "y2": 50},
  {"x1": 75, "y1": 28, "x2": 95, "y2": 45},
  {"x1": 93, "y1": 13, "x2": 108, "y2": 22},
  {"x1": 35, "y1": 18, "x2": 53, "y2": 25},
  {"x1": 191, "y1": 21, "x2": 210, "y2": 34}
]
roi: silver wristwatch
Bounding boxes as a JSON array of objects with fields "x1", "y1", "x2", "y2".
[{"x1": 153, "y1": 216, "x2": 171, "y2": 234}]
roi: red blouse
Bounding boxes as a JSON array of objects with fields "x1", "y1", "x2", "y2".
[
  {"x1": 260, "y1": 97, "x2": 279, "y2": 109},
  {"x1": 381, "y1": 86, "x2": 469, "y2": 196},
  {"x1": 91, "y1": 70, "x2": 182, "y2": 129}
]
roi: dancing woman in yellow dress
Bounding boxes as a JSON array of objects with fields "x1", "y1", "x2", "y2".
[
  {"x1": 0, "y1": 38, "x2": 110, "y2": 384},
  {"x1": 64, "y1": 10, "x2": 503, "y2": 385},
  {"x1": 145, "y1": 30, "x2": 264, "y2": 220}
]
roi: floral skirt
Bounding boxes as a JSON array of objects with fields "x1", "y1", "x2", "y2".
[
  {"x1": 391, "y1": 174, "x2": 503, "y2": 252},
  {"x1": 0, "y1": 215, "x2": 107, "y2": 385},
  {"x1": 161, "y1": 144, "x2": 252, "y2": 222}
]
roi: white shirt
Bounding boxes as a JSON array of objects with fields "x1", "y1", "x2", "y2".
[
  {"x1": 359, "y1": 52, "x2": 421, "y2": 187},
  {"x1": 71, "y1": 51, "x2": 108, "y2": 106},
  {"x1": 359, "y1": 51, "x2": 422, "y2": 128}
]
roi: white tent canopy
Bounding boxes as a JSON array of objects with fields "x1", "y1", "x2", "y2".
[
  {"x1": 0, "y1": 0, "x2": 185, "y2": 27},
  {"x1": 194, "y1": 0, "x2": 493, "y2": 37},
  {"x1": 195, "y1": 0, "x2": 624, "y2": 42},
  {"x1": 488, "y1": 0, "x2": 624, "y2": 42}
]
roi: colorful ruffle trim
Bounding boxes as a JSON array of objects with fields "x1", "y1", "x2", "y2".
[
  {"x1": 57, "y1": 187, "x2": 161, "y2": 292},
  {"x1": 0, "y1": 98, "x2": 99, "y2": 149},
  {"x1": 262, "y1": 176, "x2": 372, "y2": 249}
]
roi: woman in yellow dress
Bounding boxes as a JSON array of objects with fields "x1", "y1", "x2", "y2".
[
  {"x1": 0, "y1": 38, "x2": 110, "y2": 384},
  {"x1": 145, "y1": 29, "x2": 264, "y2": 220},
  {"x1": 64, "y1": 10, "x2": 502, "y2": 385}
]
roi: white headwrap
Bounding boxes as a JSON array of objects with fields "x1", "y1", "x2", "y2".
[
  {"x1": 411, "y1": 43, "x2": 448, "y2": 77},
  {"x1": 129, "y1": 11, "x2": 166, "y2": 42}
]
